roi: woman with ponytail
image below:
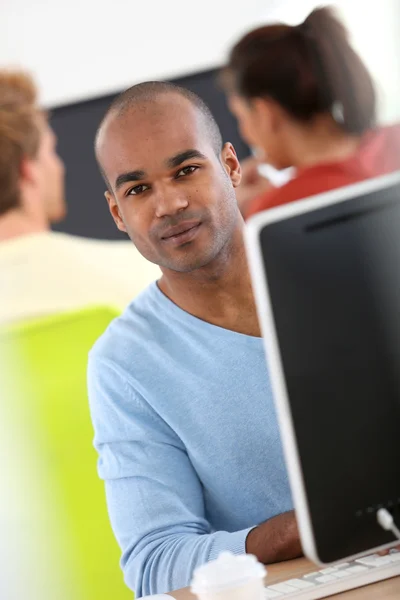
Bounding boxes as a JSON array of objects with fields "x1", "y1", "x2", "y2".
[{"x1": 222, "y1": 6, "x2": 400, "y2": 217}]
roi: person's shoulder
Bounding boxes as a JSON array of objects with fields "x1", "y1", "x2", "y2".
[
  {"x1": 49, "y1": 232, "x2": 160, "y2": 287},
  {"x1": 271, "y1": 167, "x2": 347, "y2": 204},
  {"x1": 89, "y1": 281, "x2": 159, "y2": 365},
  {"x1": 365, "y1": 123, "x2": 400, "y2": 172},
  {"x1": 49, "y1": 232, "x2": 134, "y2": 254},
  {"x1": 379, "y1": 122, "x2": 400, "y2": 144},
  {"x1": 247, "y1": 164, "x2": 354, "y2": 216}
]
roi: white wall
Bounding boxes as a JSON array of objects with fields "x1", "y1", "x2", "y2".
[
  {"x1": 338, "y1": 0, "x2": 400, "y2": 124},
  {"x1": 0, "y1": 0, "x2": 265, "y2": 107},
  {"x1": 1, "y1": 0, "x2": 399, "y2": 124}
]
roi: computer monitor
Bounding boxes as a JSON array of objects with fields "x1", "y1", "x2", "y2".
[{"x1": 245, "y1": 172, "x2": 400, "y2": 565}]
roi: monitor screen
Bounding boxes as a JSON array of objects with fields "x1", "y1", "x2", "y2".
[{"x1": 258, "y1": 176, "x2": 400, "y2": 562}]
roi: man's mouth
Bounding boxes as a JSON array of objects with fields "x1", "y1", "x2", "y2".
[{"x1": 161, "y1": 222, "x2": 202, "y2": 245}]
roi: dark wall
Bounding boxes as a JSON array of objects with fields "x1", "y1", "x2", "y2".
[{"x1": 50, "y1": 68, "x2": 249, "y2": 240}]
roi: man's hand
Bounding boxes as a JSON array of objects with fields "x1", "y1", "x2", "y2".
[
  {"x1": 236, "y1": 156, "x2": 272, "y2": 217},
  {"x1": 246, "y1": 510, "x2": 303, "y2": 564},
  {"x1": 378, "y1": 545, "x2": 400, "y2": 556}
]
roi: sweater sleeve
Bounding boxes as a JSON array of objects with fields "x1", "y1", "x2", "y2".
[{"x1": 87, "y1": 355, "x2": 253, "y2": 598}]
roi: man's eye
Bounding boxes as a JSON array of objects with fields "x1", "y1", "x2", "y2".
[
  {"x1": 127, "y1": 184, "x2": 150, "y2": 196},
  {"x1": 176, "y1": 165, "x2": 198, "y2": 178}
]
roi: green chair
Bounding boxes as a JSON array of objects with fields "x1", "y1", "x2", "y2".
[{"x1": 0, "y1": 306, "x2": 133, "y2": 600}]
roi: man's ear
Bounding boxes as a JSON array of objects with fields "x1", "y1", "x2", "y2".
[
  {"x1": 105, "y1": 191, "x2": 127, "y2": 233},
  {"x1": 20, "y1": 155, "x2": 39, "y2": 187},
  {"x1": 18, "y1": 156, "x2": 44, "y2": 213},
  {"x1": 221, "y1": 142, "x2": 242, "y2": 188}
]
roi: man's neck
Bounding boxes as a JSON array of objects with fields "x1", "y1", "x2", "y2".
[
  {"x1": 158, "y1": 225, "x2": 261, "y2": 338},
  {"x1": 0, "y1": 209, "x2": 49, "y2": 242}
]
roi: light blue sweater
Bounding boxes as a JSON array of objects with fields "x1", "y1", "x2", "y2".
[{"x1": 87, "y1": 282, "x2": 292, "y2": 597}]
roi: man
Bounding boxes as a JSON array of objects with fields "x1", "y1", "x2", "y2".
[
  {"x1": 88, "y1": 81, "x2": 300, "y2": 598},
  {"x1": 0, "y1": 70, "x2": 159, "y2": 324}
]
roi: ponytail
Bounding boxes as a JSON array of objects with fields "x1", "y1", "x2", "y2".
[
  {"x1": 300, "y1": 7, "x2": 376, "y2": 133},
  {"x1": 223, "y1": 6, "x2": 376, "y2": 135}
]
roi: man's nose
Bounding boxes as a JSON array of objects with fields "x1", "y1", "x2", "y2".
[{"x1": 154, "y1": 185, "x2": 189, "y2": 218}]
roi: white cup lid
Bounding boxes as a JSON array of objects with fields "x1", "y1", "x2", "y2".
[{"x1": 191, "y1": 552, "x2": 265, "y2": 594}]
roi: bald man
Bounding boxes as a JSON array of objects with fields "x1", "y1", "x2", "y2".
[{"x1": 88, "y1": 82, "x2": 299, "y2": 597}]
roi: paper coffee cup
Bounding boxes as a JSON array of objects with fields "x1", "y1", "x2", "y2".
[{"x1": 191, "y1": 552, "x2": 266, "y2": 600}]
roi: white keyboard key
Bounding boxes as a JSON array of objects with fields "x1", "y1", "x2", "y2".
[
  {"x1": 335, "y1": 562, "x2": 350, "y2": 568},
  {"x1": 315, "y1": 574, "x2": 337, "y2": 583},
  {"x1": 264, "y1": 589, "x2": 283, "y2": 598},
  {"x1": 320, "y1": 567, "x2": 338, "y2": 574},
  {"x1": 345, "y1": 565, "x2": 368, "y2": 574},
  {"x1": 370, "y1": 556, "x2": 393, "y2": 566},
  {"x1": 333, "y1": 570, "x2": 353, "y2": 579},
  {"x1": 356, "y1": 556, "x2": 392, "y2": 567},
  {"x1": 390, "y1": 553, "x2": 400, "y2": 562},
  {"x1": 375, "y1": 557, "x2": 393, "y2": 566},
  {"x1": 268, "y1": 582, "x2": 300, "y2": 593},
  {"x1": 285, "y1": 578, "x2": 315, "y2": 589},
  {"x1": 355, "y1": 554, "x2": 378, "y2": 565},
  {"x1": 357, "y1": 553, "x2": 378, "y2": 560}
]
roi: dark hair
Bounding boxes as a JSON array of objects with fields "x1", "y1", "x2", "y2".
[
  {"x1": 96, "y1": 80, "x2": 223, "y2": 169},
  {"x1": 223, "y1": 6, "x2": 376, "y2": 135}
]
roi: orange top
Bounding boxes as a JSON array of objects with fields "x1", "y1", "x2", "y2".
[{"x1": 246, "y1": 123, "x2": 400, "y2": 218}]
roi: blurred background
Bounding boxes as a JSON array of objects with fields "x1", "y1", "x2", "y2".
[{"x1": 1, "y1": 0, "x2": 399, "y2": 239}]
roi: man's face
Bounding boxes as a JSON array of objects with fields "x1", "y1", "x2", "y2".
[{"x1": 98, "y1": 95, "x2": 242, "y2": 273}]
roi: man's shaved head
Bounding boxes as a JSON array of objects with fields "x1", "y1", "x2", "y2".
[{"x1": 95, "y1": 81, "x2": 223, "y2": 175}]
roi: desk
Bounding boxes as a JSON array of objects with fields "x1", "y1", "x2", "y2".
[{"x1": 169, "y1": 557, "x2": 400, "y2": 600}]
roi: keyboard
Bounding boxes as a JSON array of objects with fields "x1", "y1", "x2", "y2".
[{"x1": 264, "y1": 549, "x2": 400, "y2": 599}]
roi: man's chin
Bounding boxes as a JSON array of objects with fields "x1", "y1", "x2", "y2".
[{"x1": 161, "y1": 254, "x2": 217, "y2": 274}]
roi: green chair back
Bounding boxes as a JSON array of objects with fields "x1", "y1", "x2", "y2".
[{"x1": 0, "y1": 306, "x2": 133, "y2": 600}]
